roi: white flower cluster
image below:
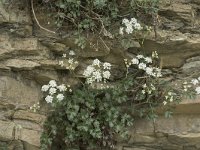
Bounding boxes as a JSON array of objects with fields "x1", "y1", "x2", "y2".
[
  {"x1": 183, "y1": 77, "x2": 200, "y2": 95},
  {"x1": 119, "y1": 18, "x2": 142, "y2": 35},
  {"x1": 30, "y1": 102, "x2": 40, "y2": 112},
  {"x1": 125, "y1": 54, "x2": 162, "y2": 78},
  {"x1": 58, "y1": 50, "x2": 78, "y2": 70},
  {"x1": 41, "y1": 80, "x2": 72, "y2": 104},
  {"x1": 152, "y1": 51, "x2": 159, "y2": 59},
  {"x1": 83, "y1": 59, "x2": 111, "y2": 84},
  {"x1": 141, "y1": 83, "x2": 156, "y2": 95},
  {"x1": 163, "y1": 91, "x2": 177, "y2": 105},
  {"x1": 187, "y1": 77, "x2": 200, "y2": 95}
]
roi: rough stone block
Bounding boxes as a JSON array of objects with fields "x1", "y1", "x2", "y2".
[
  {"x1": 13, "y1": 110, "x2": 46, "y2": 124},
  {"x1": 0, "y1": 120, "x2": 15, "y2": 141},
  {"x1": 0, "y1": 76, "x2": 41, "y2": 106}
]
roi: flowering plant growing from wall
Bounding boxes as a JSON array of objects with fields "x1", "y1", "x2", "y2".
[
  {"x1": 40, "y1": 55, "x2": 200, "y2": 149},
  {"x1": 39, "y1": 17, "x2": 200, "y2": 150}
]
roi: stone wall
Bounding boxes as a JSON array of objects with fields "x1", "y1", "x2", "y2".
[{"x1": 0, "y1": 0, "x2": 200, "y2": 149}]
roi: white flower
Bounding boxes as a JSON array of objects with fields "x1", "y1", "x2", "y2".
[
  {"x1": 151, "y1": 84, "x2": 156, "y2": 90},
  {"x1": 143, "y1": 84, "x2": 147, "y2": 88},
  {"x1": 136, "y1": 55, "x2": 144, "y2": 59},
  {"x1": 59, "y1": 60, "x2": 64, "y2": 67},
  {"x1": 62, "y1": 54, "x2": 67, "y2": 58},
  {"x1": 57, "y1": 94, "x2": 64, "y2": 101},
  {"x1": 145, "y1": 67, "x2": 153, "y2": 76},
  {"x1": 198, "y1": 77, "x2": 200, "y2": 81},
  {"x1": 69, "y1": 50, "x2": 75, "y2": 56},
  {"x1": 83, "y1": 66, "x2": 95, "y2": 77},
  {"x1": 169, "y1": 96, "x2": 173, "y2": 102},
  {"x1": 103, "y1": 62, "x2": 111, "y2": 70},
  {"x1": 138, "y1": 63, "x2": 146, "y2": 70},
  {"x1": 93, "y1": 71, "x2": 102, "y2": 82},
  {"x1": 122, "y1": 18, "x2": 129, "y2": 24},
  {"x1": 103, "y1": 71, "x2": 111, "y2": 79},
  {"x1": 119, "y1": 27, "x2": 124, "y2": 35},
  {"x1": 134, "y1": 23, "x2": 142, "y2": 30},
  {"x1": 86, "y1": 78, "x2": 95, "y2": 84},
  {"x1": 191, "y1": 79, "x2": 199, "y2": 85},
  {"x1": 148, "y1": 90, "x2": 152, "y2": 94},
  {"x1": 151, "y1": 67, "x2": 162, "y2": 77},
  {"x1": 142, "y1": 90, "x2": 145, "y2": 94},
  {"x1": 49, "y1": 80, "x2": 57, "y2": 87},
  {"x1": 49, "y1": 87, "x2": 57, "y2": 95},
  {"x1": 68, "y1": 58, "x2": 74, "y2": 64},
  {"x1": 125, "y1": 24, "x2": 133, "y2": 34},
  {"x1": 93, "y1": 59, "x2": 101, "y2": 67},
  {"x1": 163, "y1": 101, "x2": 167, "y2": 105},
  {"x1": 41, "y1": 85, "x2": 50, "y2": 92},
  {"x1": 57, "y1": 84, "x2": 67, "y2": 92},
  {"x1": 152, "y1": 51, "x2": 158, "y2": 58},
  {"x1": 45, "y1": 95, "x2": 53, "y2": 103},
  {"x1": 131, "y1": 58, "x2": 139, "y2": 65},
  {"x1": 145, "y1": 57, "x2": 152, "y2": 63},
  {"x1": 195, "y1": 87, "x2": 200, "y2": 94},
  {"x1": 130, "y1": 18, "x2": 137, "y2": 24},
  {"x1": 168, "y1": 92, "x2": 172, "y2": 96}
]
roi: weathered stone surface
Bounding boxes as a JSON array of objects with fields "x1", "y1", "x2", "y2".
[
  {"x1": 41, "y1": 42, "x2": 69, "y2": 54},
  {"x1": 128, "y1": 134, "x2": 156, "y2": 144},
  {"x1": 16, "y1": 128, "x2": 41, "y2": 147},
  {"x1": 5, "y1": 59, "x2": 41, "y2": 70},
  {"x1": 38, "y1": 59, "x2": 64, "y2": 69},
  {"x1": 133, "y1": 119, "x2": 155, "y2": 135},
  {"x1": 0, "y1": 35, "x2": 40, "y2": 59},
  {"x1": 7, "y1": 140, "x2": 24, "y2": 150},
  {"x1": 23, "y1": 141, "x2": 39, "y2": 150},
  {"x1": 0, "y1": 0, "x2": 32, "y2": 24},
  {"x1": 34, "y1": 70, "x2": 59, "y2": 84},
  {"x1": 168, "y1": 133, "x2": 200, "y2": 145},
  {"x1": 154, "y1": 115, "x2": 200, "y2": 134},
  {"x1": 10, "y1": 38, "x2": 38, "y2": 51},
  {"x1": 141, "y1": 35, "x2": 200, "y2": 68},
  {"x1": 13, "y1": 110, "x2": 46, "y2": 124},
  {"x1": 0, "y1": 76, "x2": 41, "y2": 105},
  {"x1": 0, "y1": 120, "x2": 14, "y2": 141},
  {"x1": 159, "y1": 3, "x2": 193, "y2": 24},
  {"x1": 172, "y1": 97, "x2": 200, "y2": 114},
  {"x1": 182, "y1": 59, "x2": 200, "y2": 73},
  {"x1": 14, "y1": 120, "x2": 42, "y2": 132},
  {"x1": 123, "y1": 147, "x2": 147, "y2": 150}
]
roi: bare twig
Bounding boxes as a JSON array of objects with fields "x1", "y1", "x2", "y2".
[
  {"x1": 80, "y1": 5, "x2": 113, "y2": 38},
  {"x1": 31, "y1": 0, "x2": 56, "y2": 34},
  {"x1": 99, "y1": 36, "x2": 110, "y2": 52}
]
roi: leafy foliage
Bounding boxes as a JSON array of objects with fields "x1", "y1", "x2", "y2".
[
  {"x1": 37, "y1": 0, "x2": 199, "y2": 149},
  {"x1": 41, "y1": 55, "x2": 199, "y2": 150},
  {"x1": 41, "y1": 80, "x2": 134, "y2": 150},
  {"x1": 40, "y1": 53, "x2": 199, "y2": 149},
  {"x1": 37, "y1": 0, "x2": 160, "y2": 49}
]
